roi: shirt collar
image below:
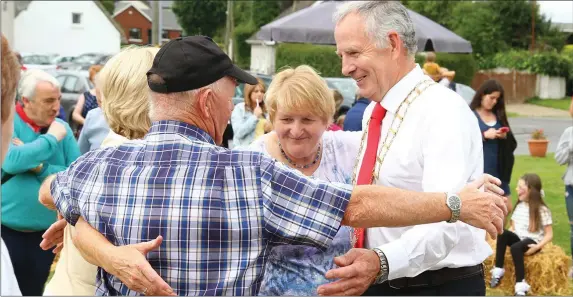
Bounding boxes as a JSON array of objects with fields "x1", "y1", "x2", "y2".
[
  {"x1": 146, "y1": 120, "x2": 216, "y2": 145},
  {"x1": 380, "y1": 64, "x2": 424, "y2": 114},
  {"x1": 15, "y1": 102, "x2": 42, "y2": 132}
]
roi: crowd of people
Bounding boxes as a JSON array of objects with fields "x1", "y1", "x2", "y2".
[{"x1": 0, "y1": 1, "x2": 571, "y2": 297}]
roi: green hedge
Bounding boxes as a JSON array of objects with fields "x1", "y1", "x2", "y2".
[
  {"x1": 482, "y1": 50, "x2": 572, "y2": 78},
  {"x1": 277, "y1": 43, "x2": 477, "y2": 85},
  {"x1": 275, "y1": 43, "x2": 342, "y2": 77},
  {"x1": 415, "y1": 53, "x2": 477, "y2": 85}
]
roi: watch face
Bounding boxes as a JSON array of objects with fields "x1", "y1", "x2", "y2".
[{"x1": 448, "y1": 196, "x2": 461, "y2": 210}]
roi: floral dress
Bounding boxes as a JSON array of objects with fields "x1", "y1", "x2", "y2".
[{"x1": 247, "y1": 131, "x2": 362, "y2": 295}]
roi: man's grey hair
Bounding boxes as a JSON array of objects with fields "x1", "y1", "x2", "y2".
[
  {"x1": 148, "y1": 77, "x2": 225, "y2": 119},
  {"x1": 333, "y1": 1, "x2": 418, "y2": 57},
  {"x1": 18, "y1": 69, "x2": 61, "y2": 101}
]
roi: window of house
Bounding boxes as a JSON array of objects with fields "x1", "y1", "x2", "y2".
[
  {"x1": 129, "y1": 28, "x2": 142, "y2": 40},
  {"x1": 72, "y1": 13, "x2": 82, "y2": 24},
  {"x1": 162, "y1": 30, "x2": 169, "y2": 39}
]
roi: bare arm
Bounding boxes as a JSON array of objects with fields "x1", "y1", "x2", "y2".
[
  {"x1": 569, "y1": 98, "x2": 573, "y2": 117},
  {"x1": 536, "y1": 225, "x2": 553, "y2": 249},
  {"x1": 72, "y1": 93, "x2": 86, "y2": 125},
  {"x1": 342, "y1": 177, "x2": 506, "y2": 237}
]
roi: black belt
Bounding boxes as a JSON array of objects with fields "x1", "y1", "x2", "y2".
[{"x1": 387, "y1": 264, "x2": 484, "y2": 289}]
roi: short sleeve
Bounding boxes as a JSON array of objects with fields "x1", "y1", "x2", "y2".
[
  {"x1": 540, "y1": 206, "x2": 552, "y2": 226},
  {"x1": 259, "y1": 155, "x2": 352, "y2": 250}
]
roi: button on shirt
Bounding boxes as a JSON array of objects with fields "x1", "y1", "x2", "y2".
[
  {"x1": 51, "y1": 120, "x2": 352, "y2": 296},
  {"x1": 360, "y1": 65, "x2": 491, "y2": 279}
]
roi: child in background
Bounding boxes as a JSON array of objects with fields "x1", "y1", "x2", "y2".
[
  {"x1": 423, "y1": 52, "x2": 441, "y2": 79},
  {"x1": 490, "y1": 173, "x2": 553, "y2": 296}
]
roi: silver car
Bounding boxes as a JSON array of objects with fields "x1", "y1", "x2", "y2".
[{"x1": 52, "y1": 70, "x2": 93, "y2": 131}]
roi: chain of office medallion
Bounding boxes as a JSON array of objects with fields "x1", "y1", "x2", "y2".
[{"x1": 351, "y1": 79, "x2": 436, "y2": 185}]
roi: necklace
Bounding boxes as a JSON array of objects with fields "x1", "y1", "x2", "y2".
[
  {"x1": 278, "y1": 141, "x2": 321, "y2": 169},
  {"x1": 351, "y1": 78, "x2": 436, "y2": 185}
]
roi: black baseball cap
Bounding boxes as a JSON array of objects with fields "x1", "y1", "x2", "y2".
[{"x1": 147, "y1": 35, "x2": 258, "y2": 93}]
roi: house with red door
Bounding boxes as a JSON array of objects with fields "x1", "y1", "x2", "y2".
[{"x1": 113, "y1": 0, "x2": 182, "y2": 45}]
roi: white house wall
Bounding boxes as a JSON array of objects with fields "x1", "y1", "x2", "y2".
[
  {"x1": 14, "y1": 1, "x2": 120, "y2": 56},
  {"x1": 1, "y1": 1, "x2": 15, "y2": 45}
]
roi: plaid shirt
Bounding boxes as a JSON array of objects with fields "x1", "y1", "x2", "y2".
[{"x1": 52, "y1": 120, "x2": 351, "y2": 296}]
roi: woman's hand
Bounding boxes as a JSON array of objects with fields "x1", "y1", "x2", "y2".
[
  {"x1": 253, "y1": 106, "x2": 263, "y2": 118},
  {"x1": 524, "y1": 243, "x2": 541, "y2": 256},
  {"x1": 483, "y1": 128, "x2": 498, "y2": 140}
]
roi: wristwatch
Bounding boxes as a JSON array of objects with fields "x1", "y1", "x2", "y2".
[
  {"x1": 445, "y1": 192, "x2": 462, "y2": 223},
  {"x1": 371, "y1": 247, "x2": 389, "y2": 284}
]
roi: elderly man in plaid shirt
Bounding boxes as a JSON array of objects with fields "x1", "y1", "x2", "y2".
[{"x1": 38, "y1": 36, "x2": 507, "y2": 296}]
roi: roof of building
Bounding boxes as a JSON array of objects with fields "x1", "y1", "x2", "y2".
[
  {"x1": 552, "y1": 22, "x2": 573, "y2": 33},
  {"x1": 113, "y1": 0, "x2": 182, "y2": 31}
]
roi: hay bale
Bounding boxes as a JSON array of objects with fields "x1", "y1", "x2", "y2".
[{"x1": 484, "y1": 240, "x2": 572, "y2": 296}]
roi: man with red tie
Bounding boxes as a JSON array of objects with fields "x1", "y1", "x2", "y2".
[{"x1": 318, "y1": 1, "x2": 493, "y2": 296}]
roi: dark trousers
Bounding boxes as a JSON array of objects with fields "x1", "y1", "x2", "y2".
[
  {"x1": 495, "y1": 230, "x2": 536, "y2": 282},
  {"x1": 363, "y1": 269, "x2": 485, "y2": 296},
  {"x1": 1, "y1": 225, "x2": 55, "y2": 296}
]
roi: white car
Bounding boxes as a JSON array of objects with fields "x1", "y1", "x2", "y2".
[{"x1": 20, "y1": 53, "x2": 59, "y2": 71}]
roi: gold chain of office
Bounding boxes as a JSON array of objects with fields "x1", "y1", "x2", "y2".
[{"x1": 351, "y1": 78, "x2": 437, "y2": 185}]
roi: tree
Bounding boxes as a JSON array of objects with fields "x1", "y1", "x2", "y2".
[
  {"x1": 99, "y1": 0, "x2": 115, "y2": 15},
  {"x1": 252, "y1": 0, "x2": 282, "y2": 28},
  {"x1": 402, "y1": 0, "x2": 457, "y2": 29},
  {"x1": 172, "y1": 0, "x2": 227, "y2": 38}
]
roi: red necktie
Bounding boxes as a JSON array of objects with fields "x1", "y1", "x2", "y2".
[{"x1": 354, "y1": 103, "x2": 387, "y2": 248}]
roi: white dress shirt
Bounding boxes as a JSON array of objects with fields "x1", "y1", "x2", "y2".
[{"x1": 360, "y1": 64, "x2": 492, "y2": 280}]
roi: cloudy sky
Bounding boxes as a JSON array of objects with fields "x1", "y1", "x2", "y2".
[{"x1": 538, "y1": 1, "x2": 573, "y2": 23}]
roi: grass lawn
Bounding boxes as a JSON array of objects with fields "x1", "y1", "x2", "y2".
[
  {"x1": 507, "y1": 111, "x2": 521, "y2": 118},
  {"x1": 527, "y1": 97, "x2": 571, "y2": 111},
  {"x1": 487, "y1": 153, "x2": 572, "y2": 296}
]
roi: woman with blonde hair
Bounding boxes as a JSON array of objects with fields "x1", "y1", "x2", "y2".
[
  {"x1": 71, "y1": 65, "x2": 103, "y2": 133},
  {"x1": 247, "y1": 65, "x2": 362, "y2": 295},
  {"x1": 42, "y1": 46, "x2": 158, "y2": 296},
  {"x1": 230, "y1": 77, "x2": 268, "y2": 147}
]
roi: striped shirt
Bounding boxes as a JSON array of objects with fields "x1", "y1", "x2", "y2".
[
  {"x1": 51, "y1": 120, "x2": 352, "y2": 296},
  {"x1": 511, "y1": 201, "x2": 552, "y2": 243}
]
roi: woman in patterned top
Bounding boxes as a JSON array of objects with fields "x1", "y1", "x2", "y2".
[
  {"x1": 247, "y1": 65, "x2": 362, "y2": 296},
  {"x1": 490, "y1": 173, "x2": 553, "y2": 296}
]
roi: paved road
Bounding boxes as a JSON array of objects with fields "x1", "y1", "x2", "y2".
[{"x1": 509, "y1": 117, "x2": 572, "y2": 155}]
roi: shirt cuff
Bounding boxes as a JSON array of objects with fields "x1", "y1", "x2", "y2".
[
  {"x1": 378, "y1": 239, "x2": 410, "y2": 280},
  {"x1": 51, "y1": 174, "x2": 80, "y2": 226}
]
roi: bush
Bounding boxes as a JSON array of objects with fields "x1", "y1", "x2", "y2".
[
  {"x1": 415, "y1": 53, "x2": 477, "y2": 85},
  {"x1": 276, "y1": 43, "x2": 342, "y2": 77},
  {"x1": 234, "y1": 22, "x2": 258, "y2": 69},
  {"x1": 485, "y1": 50, "x2": 572, "y2": 78}
]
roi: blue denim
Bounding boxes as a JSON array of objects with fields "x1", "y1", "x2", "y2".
[{"x1": 566, "y1": 185, "x2": 573, "y2": 256}]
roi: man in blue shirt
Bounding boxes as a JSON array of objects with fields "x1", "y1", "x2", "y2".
[{"x1": 343, "y1": 96, "x2": 370, "y2": 131}]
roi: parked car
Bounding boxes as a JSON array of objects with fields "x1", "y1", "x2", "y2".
[
  {"x1": 51, "y1": 55, "x2": 76, "y2": 65},
  {"x1": 324, "y1": 77, "x2": 358, "y2": 110},
  {"x1": 53, "y1": 70, "x2": 94, "y2": 133},
  {"x1": 20, "y1": 53, "x2": 59, "y2": 71},
  {"x1": 58, "y1": 53, "x2": 111, "y2": 71}
]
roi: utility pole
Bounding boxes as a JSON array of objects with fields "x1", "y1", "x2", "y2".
[
  {"x1": 152, "y1": 0, "x2": 160, "y2": 45},
  {"x1": 224, "y1": 0, "x2": 233, "y2": 59},
  {"x1": 531, "y1": 0, "x2": 536, "y2": 52},
  {"x1": 157, "y1": 1, "x2": 163, "y2": 45}
]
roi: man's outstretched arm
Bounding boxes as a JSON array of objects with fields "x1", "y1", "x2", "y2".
[{"x1": 342, "y1": 175, "x2": 506, "y2": 237}]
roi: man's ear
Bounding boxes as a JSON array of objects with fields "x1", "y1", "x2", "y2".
[
  {"x1": 21, "y1": 97, "x2": 31, "y2": 106},
  {"x1": 197, "y1": 88, "x2": 211, "y2": 119},
  {"x1": 388, "y1": 31, "x2": 402, "y2": 60}
]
